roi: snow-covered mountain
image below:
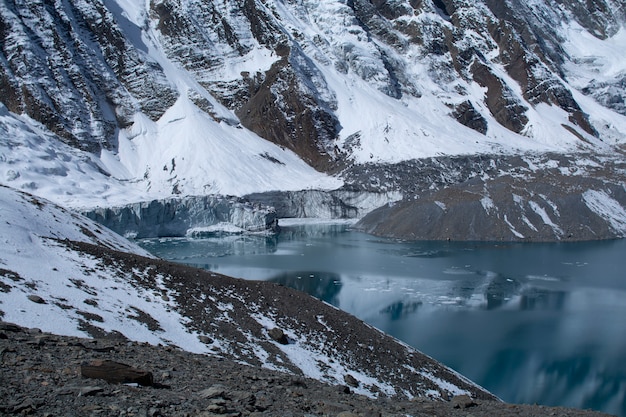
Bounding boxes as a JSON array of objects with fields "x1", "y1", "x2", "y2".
[
  {"x1": 1, "y1": 0, "x2": 626, "y2": 239},
  {"x1": 0, "y1": 184, "x2": 496, "y2": 400}
]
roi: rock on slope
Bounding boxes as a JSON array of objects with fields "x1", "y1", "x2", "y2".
[{"x1": 0, "y1": 184, "x2": 495, "y2": 401}]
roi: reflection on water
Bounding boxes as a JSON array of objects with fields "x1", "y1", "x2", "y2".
[
  {"x1": 140, "y1": 234, "x2": 278, "y2": 259},
  {"x1": 518, "y1": 288, "x2": 567, "y2": 311},
  {"x1": 268, "y1": 271, "x2": 343, "y2": 306},
  {"x1": 138, "y1": 222, "x2": 626, "y2": 416},
  {"x1": 380, "y1": 300, "x2": 423, "y2": 320}
]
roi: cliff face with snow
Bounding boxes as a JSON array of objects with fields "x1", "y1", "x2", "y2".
[
  {"x1": 3, "y1": 0, "x2": 626, "y2": 161},
  {"x1": 1, "y1": 0, "x2": 626, "y2": 239}
]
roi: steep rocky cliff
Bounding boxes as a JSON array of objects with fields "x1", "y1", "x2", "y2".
[
  {"x1": 2, "y1": 0, "x2": 625, "y2": 170},
  {"x1": 1, "y1": 0, "x2": 625, "y2": 240}
]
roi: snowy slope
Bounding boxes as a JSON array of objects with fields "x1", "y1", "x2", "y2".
[
  {"x1": 275, "y1": 0, "x2": 625, "y2": 163},
  {"x1": 111, "y1": 96, "x2": 342, "y2": 197},
  {"x1": 0, "y1": 100, "x2": 341, "y2": 209},
  {"x1": 0, "y1": 184, "x2": 494, "y2": 400},
  {"x1": 0, "y1": 185, "x2": 182, "y2": 338}
]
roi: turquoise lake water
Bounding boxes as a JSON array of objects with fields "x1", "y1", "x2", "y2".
[{"x1": 138, "y1": 221, "x2": 626, "y2": 416}]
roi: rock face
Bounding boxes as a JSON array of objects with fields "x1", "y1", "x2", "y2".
[
  {"x1": 0, "y1": 0, "x2": 178, "y2": 153},
  {"x1": 84, "y1": 195, "x2": 278, "y2": 238},
  {"x1": 357, "y1": 175, "x2": 626, "y2": 241}
]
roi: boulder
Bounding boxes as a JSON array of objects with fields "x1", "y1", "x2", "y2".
[
  {"x1": 268, "y1": 327, "x2": 289, "y2": 345},
  {"x1": 80, "y1": 360, "x2": 154, "y2": 386}
]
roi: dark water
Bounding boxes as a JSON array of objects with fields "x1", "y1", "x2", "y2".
[{"x1": 138, "y1": 221, "x2": 626, "y2": 416}]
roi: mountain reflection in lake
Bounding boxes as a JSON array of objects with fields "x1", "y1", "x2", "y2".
[{"x1": 138, "y1": 220, "x2": 626, "y2": 417}]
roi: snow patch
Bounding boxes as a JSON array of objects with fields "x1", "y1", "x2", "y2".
[
  {"x1": 529, "y1": 200, "x2": 563, "y2": 235},
  {"x1": 504, "y1": 215, "x2": 525, "y2": 239},
  {"x1": 480, "y1": 194, "x2": 495, "y2": 214},
  {"x1": 250, "y1": 311, "x2": 397, "y2": 398},
  {"x1": 583, "y1": 190, "x2": 626, "y2": 234},
  {"x1": 419, "y1": 371, "x2": 471, "y2": 398}
]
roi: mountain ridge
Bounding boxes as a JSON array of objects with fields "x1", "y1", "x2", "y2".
[{"x1": 2, "y1": 1, "x2": 626, "y2": 191}]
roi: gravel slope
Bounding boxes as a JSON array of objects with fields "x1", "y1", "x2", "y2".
[{"x1": 0, "y1": 322, "x2": 615, "y2": 417}]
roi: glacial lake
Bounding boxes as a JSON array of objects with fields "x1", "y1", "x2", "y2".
[{"x1": 138, "y1": 220, "x2": 626, "y2": 416}]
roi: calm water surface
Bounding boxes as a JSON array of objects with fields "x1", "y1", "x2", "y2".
[{"x1": 138, "y1": 220, "x2": 626, "y2": 416}]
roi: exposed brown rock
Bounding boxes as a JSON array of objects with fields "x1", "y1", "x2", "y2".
[
  {"x1": 452, "y1": 100, "x2": 488, "y2": 134},
  {"x1": 471, "y1": 62, "x2": 529, "y2": 134},
  {"x1": 235, "y1": 50, "x2": 340, "y2": 171}
]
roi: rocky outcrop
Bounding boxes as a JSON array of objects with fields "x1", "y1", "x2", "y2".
[
  {"x1": 583, "y1": 77, "x2": 626, "y2": 116},
  {"x1": 148, "y1": 0, "x2": 341, "y2": 170},
  {"x1": 0, "y1": 0, "x2": 177, "y2": 153},
  {"x1": 357, "y1": 176, "x2": 626, "y2": 241},
  {"x1": 83, "y1": 195, "x2": 278, "y2": 238},
  {"x1": 354, "y1": 153, "x2": 626, "y2": 241},
  {"x1": 452, "y1": 100, "x2": 489, "y2": 134},
  {"x1": 470, "y1": 62, "x2": 529, "y2": 134},
  {"x1": 234, "y1": 47, "x2": 341, "y2": 171}
]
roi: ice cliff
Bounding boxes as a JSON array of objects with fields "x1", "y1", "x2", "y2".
[{"x1": 84, "y1": 195, "x2": 278, "y2": 238}]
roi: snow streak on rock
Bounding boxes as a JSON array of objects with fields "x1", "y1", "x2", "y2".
[{"x1": 583, "y1": 189, "x2": 626, "y2": 235}]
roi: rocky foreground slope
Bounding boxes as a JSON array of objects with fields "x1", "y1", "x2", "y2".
[{"x1": 0, "y1": 322, "x2": 615, "y2": 417}]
